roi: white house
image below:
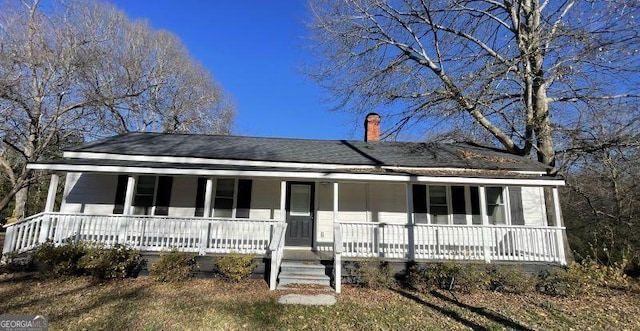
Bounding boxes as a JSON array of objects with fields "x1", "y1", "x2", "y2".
[{"x1": 2, "y1": 114, "x2": 567, "y2": 291}]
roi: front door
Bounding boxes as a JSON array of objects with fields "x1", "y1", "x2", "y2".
[{"x1": 285, "y1": 182, "x2": 314, "y2": 247}]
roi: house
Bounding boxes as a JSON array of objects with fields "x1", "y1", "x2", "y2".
[{"x1": 2, "y1": 114, "x2": 567, "y2": 292}]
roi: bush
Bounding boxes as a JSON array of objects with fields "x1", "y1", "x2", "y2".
[
  {"x1": 537, "y1": 259, "x2": 631, "y2": 297},
  {"x1": 353, "y1": 259, "x2": 395, "y2": 289},
  {"x1": 79, "y1": 243, "x2": 145, "y2": 281},
  {"x1": 214, "y1": 252, "x2": 256, "y2": 282},
  {"x1": 150, "y1": 249, "x2": 197, "y2": 282},
  {"x1": 1, "y1": 252, "x2": 34, "y2": 273},
  {"x1": 486, "y1": 265, "x2": 533, "y2": 294},
  {"x1": 33, "y1": 241, "x2": 88, "y2": 277},
  {"x1": 408, "y1": 262, "x2": 490, "y2": 293}
]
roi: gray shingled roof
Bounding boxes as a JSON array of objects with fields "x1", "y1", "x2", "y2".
[{"x1": 64, "y1": 132, "x2": 550, "y2": 172}]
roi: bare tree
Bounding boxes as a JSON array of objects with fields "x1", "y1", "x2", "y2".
[
  {"x1": 307, "y1": 0, "x2": 640, "y2": 168},
  {"x1": 0, "y1": 0, "x2": 235, "y2": 218}
]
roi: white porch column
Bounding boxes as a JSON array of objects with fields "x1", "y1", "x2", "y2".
[
  {"x1": 200, "y1": 178, "x2": 214, "y2": 255},
  {"x1": 39, "y1": 173, "x2": 59, "y2": 243},
  {"x1": 280, "y1": 180, "x2": 287, "y2": 221},
  {"x1": 552, "y1": 187, "x2": 567, "y2": 265},
  {"x1": 203, "y1": 178, "x2": 213, "y2": 218},
  {"x1": 333, "y1": 182, "x2": 339, "y2": 223},
  {"x1": 333, "y1": 182, "x2": 342, "y2": 293},
  {"x1": 405, "y1": 183, "x2": 415, "y2": 261},
  {"x1": 479, "y1": 186, "x2": 491, "y2": 262},
  {"x1": 123, "y1": 176, "x2": 136, "y2": 215},
  {"x1": 119, "y1": 175, "x2": 136, "y2": 244},
  {"x1": 44, "y1": 173, "x2": 59, "y2": 213}
]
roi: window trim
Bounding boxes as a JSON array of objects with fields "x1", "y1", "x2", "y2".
[{"x1": 210, "y1": 177, "x2": 252, "y2": 219}]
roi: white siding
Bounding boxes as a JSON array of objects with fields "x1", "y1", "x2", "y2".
[
  {"x1": 316, "y1": 182, "x2": 334, "y2": 248},
  {"x1": 249, "y1": 179, "x2": 281, "y2": 220},
  {"x1": 521, "y1": 186, "x2": 546, "y2": 226},
  {"x1": 60, "y1": 172, "x2": 118, "y2": 214},
  {"x1": 338, "y1": 183, "x2": 368, "y2": 222},
  {"x1": 368, "y1": 182, "x2": 407, "y2": 223},
  {"x1": 168, "y1": 176, "x2": 197, "y2": 217}
]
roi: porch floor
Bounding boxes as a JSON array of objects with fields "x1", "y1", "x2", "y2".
[{"x1": 283, "y1": 250, "x2": 333, "y2": 261}]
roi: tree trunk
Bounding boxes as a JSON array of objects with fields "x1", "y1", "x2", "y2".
[{"x1": 13, "y1": 185, "x2": 28, "y2": 219}]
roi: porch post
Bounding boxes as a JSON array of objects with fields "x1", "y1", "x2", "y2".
[
  {"x1": 39, "y1": 173, "x2": 59, "y2": 243},
  {"x1": 405, "y1": 183, "x2": 415, "y2": 261},
  {"x1": 203, "y1": 178, "x2": 213, "y2": 218},
  {"x1": 478, "y1": 186, "x2": 491, "y2": 262},
  {"x1": 200, "y1": 178, "x2": 214, "y2": 255},
  {"x1": 123, "y1": 176, "x2": 136, "y2": 215},
  {"x1": 280, "y1": 181, "x2": 287, "y2": 221},
  {"x1": 119, "y1": 175, "x2": 136, "y2": 244},
  {"x1": 552, "y1": 187, "x2": 567, "y2": 265},
  {"x1": 333, "y1": 182, "x2": 342, "y2": 293}
]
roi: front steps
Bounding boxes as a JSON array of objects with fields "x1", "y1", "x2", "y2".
[{"x1": 278, "y1": 260, "x2": 331, "y2": 287}]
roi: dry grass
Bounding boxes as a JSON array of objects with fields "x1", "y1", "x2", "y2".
[{"x1": 0, "y1": 274, "x2": 639, "y2": 330}]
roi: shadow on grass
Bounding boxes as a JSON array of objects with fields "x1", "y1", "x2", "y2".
[
  {"x1": 392, "y1": 287, "x2": 534, "y2": 331},
  {"x1": 390, "y1": 288, "x2": 489, "y2": 330},
  {"x1": 53, "y1": 281, "x2": 151, "y2": 330},
  {"x1": 429, "y1": 290, "x2": 534, "y2": 331},
  {"x1": 3, "y1": 279, "x2": 95, "y2": 312}
]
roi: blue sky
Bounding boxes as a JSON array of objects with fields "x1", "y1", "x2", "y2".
[{"x1": 108, "y1": 0, "x2": 359, "y2": 140}]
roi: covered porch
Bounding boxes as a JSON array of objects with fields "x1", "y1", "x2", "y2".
[{"x1": 3, "y1": 169, "x2": 567, "y2": 292}]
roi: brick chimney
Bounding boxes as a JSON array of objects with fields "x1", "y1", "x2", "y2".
[{"x1": 364, "y1": 113, "x2": 381, "y2": 142}]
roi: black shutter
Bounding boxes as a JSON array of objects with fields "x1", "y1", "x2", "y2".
[
  {"x1": 235, "y1": 179, "x2": 252, "y2": 218},
  {"x1": 154, "y1": 176, "x2": 173, "y2": 216},
  {"x1": 509, "y1": 187, "x2": 525, "y2": 225},
  {"x1": 195, "y1": 177, "x2": 206, "y2": 217},
  {"x1": 412, "y1": 185, "x2": 428, "y2": 213},
  {"x1": 113, "y1": 175, "x2": 128, "y2": 214}
]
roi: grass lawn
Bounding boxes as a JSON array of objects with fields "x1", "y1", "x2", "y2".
[{"x1": 0, "y1": 274, "x2": 638, "y2": 330}]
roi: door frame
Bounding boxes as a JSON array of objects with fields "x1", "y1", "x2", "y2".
[{"x1": 284, "y1": 181, "x2": 316, "y2": 248}]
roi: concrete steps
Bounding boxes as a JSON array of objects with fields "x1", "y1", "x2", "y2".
[{"x1": 278, "y1": 260, "x2": 330, "y2": 287}]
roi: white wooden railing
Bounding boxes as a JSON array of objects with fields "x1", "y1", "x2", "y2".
[
  {"x1": 2, "y1": 212, "x2": 281, "y2": 256},
  {"x1": 335, "y1": 222, "x2": 567, "y2": 264},
  {"x1": 268, "y1": 223, "x2": 288, "y2": 290}
]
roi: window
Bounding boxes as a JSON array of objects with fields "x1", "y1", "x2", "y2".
[
  {"x1": 113, "y1": 175, "x2": 128, "y2": 214},
  {"x1": 132, "y1": 176, "x2": 156, "y2": 215},
  {"x1": 486, "y1": 187, "x2": 506, "y2": 225},
  {"x1": 213, "y1": 178, "x2": 252, "y2": 218},
  {"x1": 289, "y1": 184, "x2": 311, "y2": 216},
  {"x1": 213, "y1": 179, "x2": 234, "y2": 218},
  {"x1": 129, "y1": 175, "x2": 174, "y2": 216},
  {"x1": 429, "y1": 186, "x2": 449, "y2": 224}
]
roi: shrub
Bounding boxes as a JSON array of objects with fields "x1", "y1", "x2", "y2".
[
  {"x1": 408, "y1": 262, "x2": 490, "y2": 293},
  {"x1": 1, "y1": 252, "x2": 34, "y2": 273},
  {"x1": 150, "y1": 249, "x2": 197, "y2": 283},
  {"x1": 214, "y1": 252, "x2": 256, "y2": 282},
  {"x1": 537, "y1": 258, "x2": 631, "y2": 297},
  {"x1": 486, "y1": 265, "x2": 533, "y2": 294},
  {"x1": 353, "y1": 259, "x2": 395, "y2": 289},
  {"x1": 32, "y1": 240, "x2": 88, "y2": 277},
  {"x1": 79, "y1": 243, "x2": 145, "y2": 281}
]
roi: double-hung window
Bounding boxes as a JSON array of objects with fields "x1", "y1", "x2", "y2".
[
  {"x1": 486, "y1": 187, "x2": 507, "y2": 225},
  {"x1": 195, "y1": 178, "x2": 252, "y2": 218}
]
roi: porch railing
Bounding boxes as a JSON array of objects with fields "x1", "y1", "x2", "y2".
[
  {"x1": 268, "y1": 223, "x2": 287, "y2": 290},
  {"x1": 2, "y1": 212, "x2": 281, "y2": 256},
  {"x1": 335, "y1": 221, "x2": 567, "y2": 264}
]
